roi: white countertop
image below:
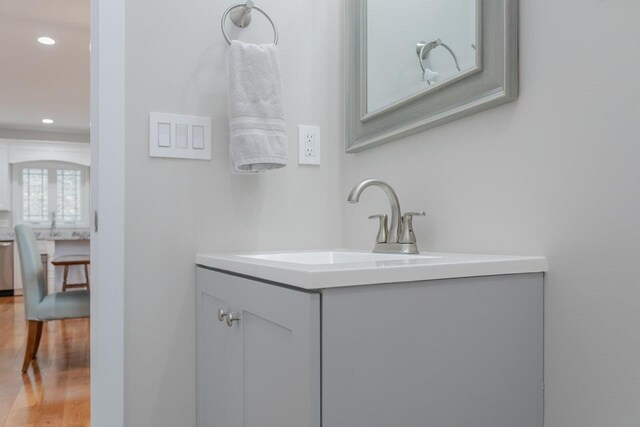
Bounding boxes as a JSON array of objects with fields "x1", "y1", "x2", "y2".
[{"x1": 196, "y1": 250, "x2": 548, "y2": 290}]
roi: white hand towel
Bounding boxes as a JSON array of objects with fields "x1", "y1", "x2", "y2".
[{"x1": 228, "y1": 40, "x2": 288, "y2": 173}]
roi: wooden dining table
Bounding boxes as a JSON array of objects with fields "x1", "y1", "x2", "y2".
[{"x1": 51, "y1": 255, "x2": 90, "y2": 291}]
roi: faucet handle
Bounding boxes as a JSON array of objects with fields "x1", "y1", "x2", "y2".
[
  {"x1": 399, "y1": 212, "x2": 425, "y2": 244},
  {"x1": 368, "y1": 214, "x2": 388, "y2": 243}
]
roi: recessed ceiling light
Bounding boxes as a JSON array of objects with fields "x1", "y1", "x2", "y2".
[
  {"x1": 37, "y1": 36, "x2": 56, "y2": 45},
  {"x1": 42, "y1": 119, "x2": 54, "y2": 124}
]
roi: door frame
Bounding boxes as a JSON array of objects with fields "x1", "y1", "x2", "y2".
[{"x1": 90, "y1": 0, "x2": 125, "y2": 425}]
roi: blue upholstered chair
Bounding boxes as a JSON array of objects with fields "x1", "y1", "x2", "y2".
[{"x1": 14, "y1": 224, "x2": 90, "y2": 373}]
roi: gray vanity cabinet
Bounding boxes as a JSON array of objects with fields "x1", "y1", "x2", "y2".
[
  {"x1": 321, "y1": 273, "x2": 543, "y2": 427},
  {"x1": 197, "y1": 267, "x2": 543, "y2": 427},
  {"x1": 196, "y1": 268, "x2": 321, "y2": 427}
]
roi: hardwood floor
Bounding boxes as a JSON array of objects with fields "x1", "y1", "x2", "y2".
[{"x1": 0, "y1": 296, "x2": 90, "y2": 426}]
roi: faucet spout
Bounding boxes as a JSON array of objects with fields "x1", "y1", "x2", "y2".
[
  {"x1": 50, "y1": 212, "x2": 57, "y2": 236},
  {"x1": 347, "y1": 179, "x2": 402, "y2": 243}
]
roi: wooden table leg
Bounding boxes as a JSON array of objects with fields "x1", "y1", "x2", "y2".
[
  {"x1": 84, "y1": 264, "x2": 90, "y2": 290},
  {"x1": 62, "y1": 265, "x2": 69, "y2": 291}
]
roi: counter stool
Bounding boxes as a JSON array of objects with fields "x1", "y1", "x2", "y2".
[{"x1": 51, "y1": 255, "x2": 90, "y2": 291}]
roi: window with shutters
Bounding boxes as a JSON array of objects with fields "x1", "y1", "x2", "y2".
[{"x1": 13, "y1": 162, "x2": 89, "y2": 228}]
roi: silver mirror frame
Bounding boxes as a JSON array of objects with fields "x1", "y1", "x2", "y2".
[{"x1": 346, "y1": 0, "x2": 518, "y2": 153}]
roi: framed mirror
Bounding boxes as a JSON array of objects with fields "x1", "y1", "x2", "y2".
[{"x1": 346, "y1": 0, "x2": 518, "y2": 152}]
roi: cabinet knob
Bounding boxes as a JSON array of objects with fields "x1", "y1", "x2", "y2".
[
  {"x1": 217, "y1": 308, "x2": 229, "y2": 322},
  {"x1": 226, "y1": 312, "x2": 241, "y2": 327}
]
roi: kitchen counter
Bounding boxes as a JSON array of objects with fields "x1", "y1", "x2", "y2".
[{"x1": 0, "y1": 228, "x2": 90, "y2": 241}]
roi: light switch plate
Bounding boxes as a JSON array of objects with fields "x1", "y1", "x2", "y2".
[
  {"x1": 149, "y1": 112, "x2": 212, "y2": 160},
  {"x1": 298, "y1": 125, "x2": 321, "y2": 165},
  {"x1": 176, "y1": 124, "x2": 188, "y2": 149}
]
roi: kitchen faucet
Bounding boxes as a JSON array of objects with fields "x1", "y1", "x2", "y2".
[
  {"x1": 347, "y1": 179, "x2": 424, "y2": 254},
  {"x1": 50, "y1": 212, "x2": 56, "y2": 236}
]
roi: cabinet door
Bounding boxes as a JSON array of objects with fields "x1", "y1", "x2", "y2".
[
  {"x1": 197, "y1": 269, "x2": 243, "y2": 427},
  {"x1": 197, "y1": 268, "x2": 321, "y2": 427}
]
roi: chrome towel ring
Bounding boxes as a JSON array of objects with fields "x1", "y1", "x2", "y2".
[
  {"x1": 416, "y1": 39, "x2": 461, "y2": 83},
  {"x1": 221, "y1": 1, "x2": 279, "y2": 45}
]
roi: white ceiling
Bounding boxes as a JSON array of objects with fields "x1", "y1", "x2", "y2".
[{"x1": 0, "y1": 0, "x2": 89, "y2": 135}]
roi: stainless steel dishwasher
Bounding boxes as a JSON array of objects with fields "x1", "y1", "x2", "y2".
[{"x1": 0, "y1": 241, "x2": 14, "y2": 296}]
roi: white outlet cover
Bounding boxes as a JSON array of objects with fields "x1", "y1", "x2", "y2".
[{"x1": 298, "y1": 125, "x2": 321, "y2": 165}]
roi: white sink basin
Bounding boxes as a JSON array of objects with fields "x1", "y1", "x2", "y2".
[
  {"x1": 239, "y1": 251, "x2": 438, "y2": 265},
  {"x1": 197, "y1": 250, "x2": 547, "y2": 290}
]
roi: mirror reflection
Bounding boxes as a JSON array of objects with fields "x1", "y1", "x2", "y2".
[{"x1": 366, "y1": 0, "x2": 478, "y2": 113}]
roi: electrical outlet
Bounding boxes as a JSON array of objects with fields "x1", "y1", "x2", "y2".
[
  {"x1": 298, "y1": 125, "x2": 321, "y2": 165},
  {"x1": 305, "y1": 137, "x2": 315, "y2": 157}
]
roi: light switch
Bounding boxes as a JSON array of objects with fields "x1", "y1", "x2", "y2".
[
  {"x1": 193, "y1": 125, "x2": 205, "y2": 149},
  {"x1": 149, "y1": 112, "x2": 212, "y2": 160},
  {"x1": 158, "y1": 122, "x2": 171, "y2": 147},
  {"x1": 176, "y1": 124, "x2": 188, "y2": 149}
]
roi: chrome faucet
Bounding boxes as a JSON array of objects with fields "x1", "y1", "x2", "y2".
[
  {"x1": 347, "y1": 179, "x2": 425, "y2": 254},
  {"x1": 348, "y1": 179, "x2": 403, "y2": 243}
]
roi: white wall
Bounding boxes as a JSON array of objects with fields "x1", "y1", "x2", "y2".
[
  {"x1": 123, "y1": 0, "x2": 343, "y2": 425},
  {"x1": 343, "y1": 1, "x2": 640, "y2": 426},
  {"x1": 121, "y1": 0, "x2": 640, "y2": 425}
]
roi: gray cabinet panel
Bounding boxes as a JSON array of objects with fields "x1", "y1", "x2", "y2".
[
  {"x1": 321, "y1": 274, "x2": 543, "y2": 427},
  {"x1": 242, "y1": 312, "x2": 296, "y2": 427},
  {"x1": 198, "y1": 267, "x2": 543, "y2": 427},
  {"x1": 197, "y1": 276, "x2": 242, "y2": 427},
  {"x1": 197, "y1": 268, "x2": 321, "y2": 427}
]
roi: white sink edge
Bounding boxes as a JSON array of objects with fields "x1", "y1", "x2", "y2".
[{"x1": 196, "y1": 250, "x2": 548, "y2": 290}]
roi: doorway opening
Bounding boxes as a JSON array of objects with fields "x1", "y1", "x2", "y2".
[{"x1": 0, "y1": 1, "x2": 93, "y2": 424}]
